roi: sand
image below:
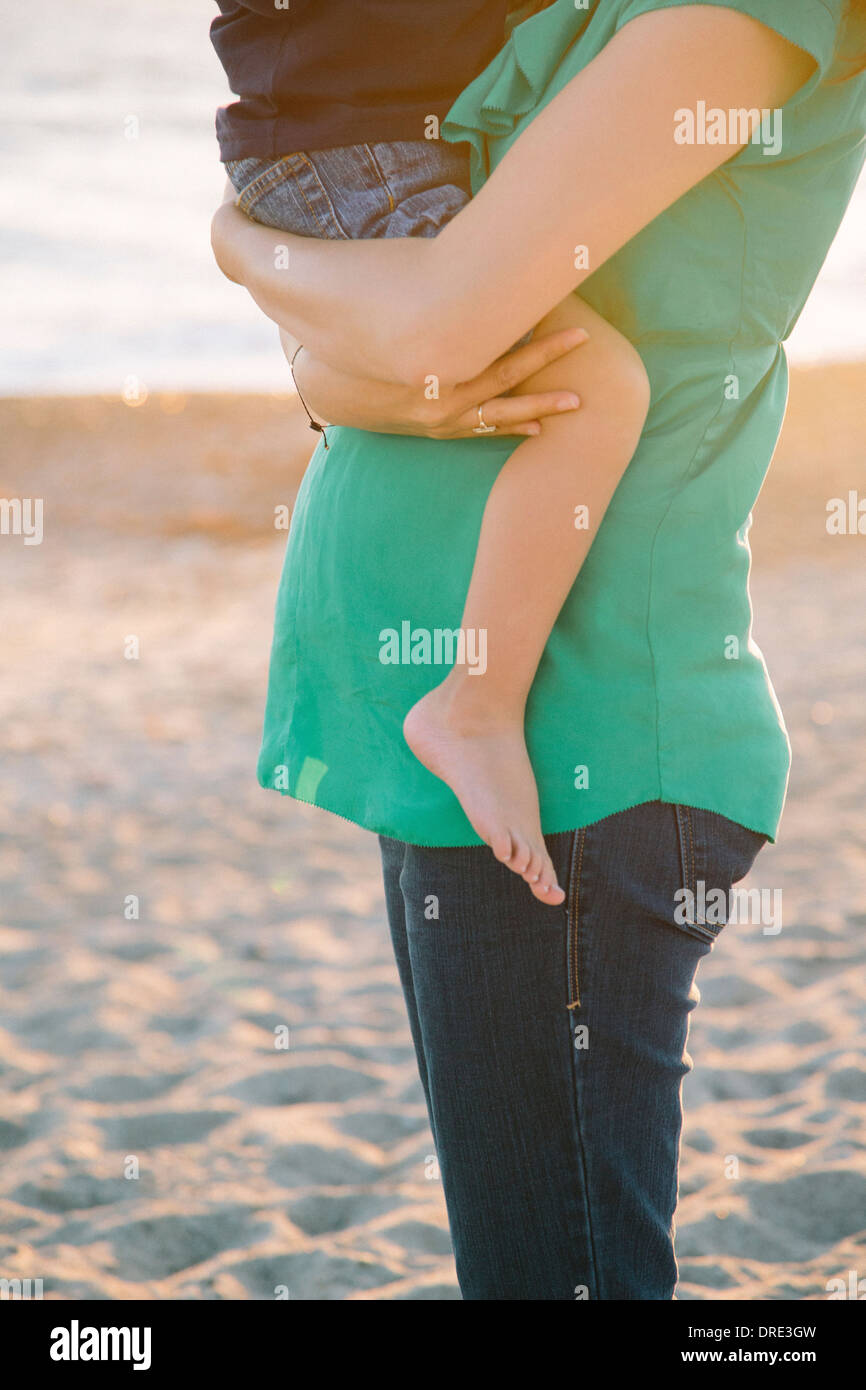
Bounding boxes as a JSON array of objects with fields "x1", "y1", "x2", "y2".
[{"x1": 0, "y1": 366, "x2": 864, "y2": 1299}]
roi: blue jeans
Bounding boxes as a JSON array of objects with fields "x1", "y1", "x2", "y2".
[
  {"x1": 225, "y1": 139, "x2": 473, "y2": 240},
  {"x1": 379, "y1": 801, "x2": 767, "y2": 1300}
]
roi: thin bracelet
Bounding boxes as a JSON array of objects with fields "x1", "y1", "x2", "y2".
[{"x1": 290, "y1": 344, "x2": 329, "y2": 450}]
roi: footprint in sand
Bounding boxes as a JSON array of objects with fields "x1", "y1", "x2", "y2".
[
  {"x1": 696, "y1": 974, "x2": 772, "y2": 1007},
  {"x1": 8, "y1": 1008, "x2": 132, "y2": 1056},
  {"x1": 0, "y1": 1119, "x2": 28, "y2": 1150},
  {"x1": 742, "y1": 1127, "x2": 814, "y2": 1149},
  {"x1": 782, "y1": 1020, "x2": 833, "y2": 1046},
  {"x1": 98, "y1": 1110, "x2": 234, "y2": 1150},
  {"x1": 393, "y1": 1283, "x2": 462, "y2": 1300},
  {"x1": 227, "y1": 1063, "x2": 381, "y2": 1106},
  {"x1": 378, "y1": 1220, "x2": 452, "y2": 1257},
  {"x1": 267, "y1": 1143, "x2": 381, "y2": 1189},
  {"x1": 746, "y1": 1170, "x2": 866, "y2": 1255},
  {"x1": 688, "y1": 1060, "x2": 822, "y2": 1103},
  {"x1": 676, "y1": 1261, "x2": 740, "y2": 1290},
  {"x1": 12, "y1": 1173, "x2": 135, "y2": 1213},
  {"x1": 825, "y1": 1066, "x2": 866, "y2": 1101},
  {"x1": 108, "y1": 1209, "x2": 270, "y2": 1282},
  {"x1": 289, "y1": 1192, "x2": 406, "y2": 1237},
  {"x1": 70, "y1": 1071, "x2": 189, "y2": 1103},
  {"x1": 223, "y1": 1251, "x2": 399, "y2": 1300},
  {"x1": 334, "y1": 1110, "x2": 429, "y2": 1146},
  {"x1": 679, "y1": 1170, "x2": 866, "y2": 1265}
]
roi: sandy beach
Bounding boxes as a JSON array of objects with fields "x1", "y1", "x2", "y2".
[{"x1": 0, "y1": 364, "x2": 864, "y2": 1300}]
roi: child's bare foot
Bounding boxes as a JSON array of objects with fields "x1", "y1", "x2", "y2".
[{"x1": 403, "y1": 682, "x2": 565, "y2": 906}]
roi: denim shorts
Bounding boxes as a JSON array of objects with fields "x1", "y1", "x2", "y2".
[
  {"x1": 225, "y1": 139, "x2": 474, "y2": 241},
  {"x1": 226, "y1": 139, "x2": 533, "y2": 358}
]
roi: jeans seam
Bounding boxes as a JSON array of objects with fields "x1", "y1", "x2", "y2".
[
  {"x1": 364, "y1": 143, "x2": 397, "y2": 214},
  {"x1": 675, "y1": 804, "x2": 696, "y2": 903},
  {"x1": 674, "y1": 804, "x2": 718, "y2": 943},
  {"x1": 290, "y1": 152, "x2": 351, "y2": 239},
  {"x1": 563, "y1": 825, "x2": 600, "y2": 1297},
  {"x1": 395, "y1": 845, "x2": 440, "y2": 1157},
  {"x1": 235, "y1": 153, "x2": 349, "y2": 239},
  {"x1": 566, "y1": 1062, "x2": 602, "y2": 1300},
  {"x1": 685, "y1": 804, "x2": 696, "y2": 902},
  {"x1": 566, "y1": 827, "x2": 586, "y2": 1010},
  {"x1": 234, "y1": 155, "x2": 297, "y2": 212}
]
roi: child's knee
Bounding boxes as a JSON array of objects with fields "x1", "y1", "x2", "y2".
[
  {"x1": 550, "y1": 304, "x2": 650, "y2": 429},
  {"x1": 569, "y1": 335, "x2": 648, "y2": 468}
]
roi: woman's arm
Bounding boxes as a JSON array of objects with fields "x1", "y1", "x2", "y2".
[
  {"x1": 288, "y1": 323, "x2": 588, "y2": 439},
  {"x1": 211, "y1": 5, "x2": 814, "y2": 387}
]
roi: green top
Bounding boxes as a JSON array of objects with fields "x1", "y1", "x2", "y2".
[{"x1": 257, "y1": 0, "x2": 866, "y2": 846}]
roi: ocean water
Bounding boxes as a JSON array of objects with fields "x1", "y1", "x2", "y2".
[{"x1": 1, "y1": 0, "x2": 865, "y2": 396}]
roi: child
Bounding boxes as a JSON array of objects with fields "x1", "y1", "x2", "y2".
[{"x1": 211, "y1": 0, "x2": 650, "y2": 904}]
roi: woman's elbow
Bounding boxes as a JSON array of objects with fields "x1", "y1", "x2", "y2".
[
  {"x1": 386, "y1": 279, "x2": 483, "y2": 389},
  {"x1": 389, "y1": 321, "x2": 474, "y2": 394}
]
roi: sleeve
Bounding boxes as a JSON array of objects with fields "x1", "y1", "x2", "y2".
[{"x1": 613, "y1": 0, "x2": 844, "y2": 89}]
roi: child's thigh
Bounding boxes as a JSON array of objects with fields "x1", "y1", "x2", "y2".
[{"x1": 227, "y1": 142, "x2": 472, "y2": 241}]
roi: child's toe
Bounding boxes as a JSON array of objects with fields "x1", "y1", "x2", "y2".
[
  {"x1": 490, "y1": 829, "x2": 515, "y2": 865},
  {"x1": 522, "y1": 847, "x2": 545, "y2": 884},
  {"x1": 536, "y1": 854, "x2": 564, "y2": 905},
  {"x1": 508, "y1": 835, "x2": 532, "y2": 875}
]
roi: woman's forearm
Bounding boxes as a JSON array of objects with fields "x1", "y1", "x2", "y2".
[
  {"x1": 291, "y1": 347, "x2": 425, "y2": 435},
  {"x1": 289, "y1": 324, "x2": 589, "y2": 439},
  {"x1": 213, "y1": 208, "x2": 435, "y2": 387},
  {"x1": 212, "y1": 7, "x2": 813, "y2": 387}
]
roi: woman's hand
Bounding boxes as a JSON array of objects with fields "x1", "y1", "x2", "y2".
[{"x1": 289, "y1": 325, "x2": 587, "y2": 439}]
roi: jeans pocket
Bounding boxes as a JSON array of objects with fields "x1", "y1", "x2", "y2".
[
  {"x1": 224, "y1": 156, "x2": 268, "y2": 198},
  {"x1": 673, "y1": 804, "x2": 768, "y2": 944},
  {"x1": 225, "y1": 154, "x2": 351, "y2": 239}
]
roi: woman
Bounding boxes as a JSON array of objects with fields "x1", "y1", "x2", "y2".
[{"x1": 212, "y1": 0, "x2": 866, "y2": 1299}]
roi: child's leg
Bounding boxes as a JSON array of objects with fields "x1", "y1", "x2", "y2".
[{"x1": 404, "y1": 295, "x2": 650, "y2": 904}]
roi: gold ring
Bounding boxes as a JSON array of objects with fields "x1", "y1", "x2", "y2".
[{"x1": 473, "y1": 403, "x2": 497, "y2": 435}]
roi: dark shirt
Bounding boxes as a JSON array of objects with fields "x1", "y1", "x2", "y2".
[{"x1": 210, "y1": 0, "x2": 512, "y2": 161}]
